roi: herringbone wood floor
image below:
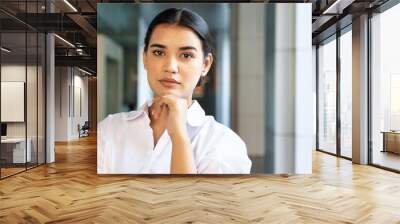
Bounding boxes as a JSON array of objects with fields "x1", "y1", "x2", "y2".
[{"x1": 1, "y1": 135, "x2": 400, "y2": 223}]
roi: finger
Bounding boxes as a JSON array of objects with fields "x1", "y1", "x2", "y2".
[
  {"x1": 162, "y1": 95, "x2": 188, "y2": 110},
  {"x1": 151, "y1": 97, "x2": 163, "y2": 118},
  {"x1": 162, "y1": 103, "x2": 170, "y2": 119},
  {"x1": 159, "y1": 95, "x2": 176, "y2": 108},
  {"x1": 150, "y1": 104, "x2": 159, "y2": 118},
  {"x1": 156, "y1": 103, "x2": 165, "y2": 119}
]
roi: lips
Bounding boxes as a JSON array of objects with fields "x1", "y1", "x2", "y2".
[{"x1": 159, "y1": 78, "x2": 180, "y2": 84}]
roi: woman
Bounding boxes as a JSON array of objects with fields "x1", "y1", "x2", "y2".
[{"x1": 97, "y1": 8, "x2": 252, "y2": 174}]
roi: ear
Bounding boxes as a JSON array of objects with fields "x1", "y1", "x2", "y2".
[{"x1": 201, "y1": 53, "x2": 213, "y2": 77}]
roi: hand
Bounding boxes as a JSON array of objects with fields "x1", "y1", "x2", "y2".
[{"x1": 150, "y1": 95, "x2": 189, "y2": 139}]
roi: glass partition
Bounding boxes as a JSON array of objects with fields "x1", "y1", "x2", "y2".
[
  {"x1": 38, "y1": 32, "x2": 45, "y2": 165},
  {"x1": 371, "y1": 3, "x2": 400, "y2": 171},
  {"x1": 1, "y1": 30, "x2": 28, "y2": 177},
  {"x1": 27, "y1": 30, "x2": 38, "y2": 169},
  {"x1": 317, "y1": 37, "x2": 337, "y2": 155},
  {"x1": 339, "y1": 29, "x2": 352, "y2": 158},
  {"x1": 0, "y1": 1, "x2": 46, "y2": 179}
]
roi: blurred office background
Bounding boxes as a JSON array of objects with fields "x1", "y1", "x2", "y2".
[
  {"x1": 4, "y1": 0, "x2": 399, "y2": 177},
  {"x1": 97, "y1": 3, "x2": 313, "y2": 174}
]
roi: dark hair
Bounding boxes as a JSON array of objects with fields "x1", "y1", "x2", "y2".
[{"x1": 144, "y1": 8, "x2": 213, "y2": 58}]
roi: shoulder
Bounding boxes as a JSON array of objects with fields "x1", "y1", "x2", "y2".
[
  {"x1": 194, "y1": 116, "x2": 252, "y2": 174},
  {"x1": 194, "y1": 116, "x2": 249, "y2": 162},
  {"x1": 98, "y1": 112, "x2": 123, "y2": 130},
  {"x1": 199, "y1": 116, "x2": 246, "y2": 147},
  {"x1": 98, "y1": 110, "x2": 143, "y2": 134}
]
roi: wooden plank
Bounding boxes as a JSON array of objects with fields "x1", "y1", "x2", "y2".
[{"x1": 0, "y1": 135, "x2": 399, "y2": 223}]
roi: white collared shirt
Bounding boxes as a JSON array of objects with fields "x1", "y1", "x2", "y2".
[{"x1": 97, "y1": 100, "x2": 252, "y2": 174}]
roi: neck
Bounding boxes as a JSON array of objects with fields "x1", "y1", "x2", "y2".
[{"x1": 187, "y1": 97, "x2": 193, "y2": 107}]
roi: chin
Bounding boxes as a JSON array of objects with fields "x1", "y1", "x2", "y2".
[{"x1": 156, "y1": 89, "x2": 182, "y2": 97}]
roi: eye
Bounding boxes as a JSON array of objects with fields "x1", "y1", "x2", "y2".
[
  {"x1": 152, "y1": 50, "x2": 164, "y2": 56},
  {"x1": 181, "y1": 53, "x2": 194, "y2": 59}
]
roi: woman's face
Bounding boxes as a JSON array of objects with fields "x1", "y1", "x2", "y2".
[{"x1": 143, "y1": 24, "x2": 213, "y2": 100}]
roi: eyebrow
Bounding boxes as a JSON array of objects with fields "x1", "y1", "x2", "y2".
[
  {"x1": 149, "y1": 44, "x2": 166, "y2": 49},
  {"x1": 179, "y1": 46, "x2": 197, "y2": 51},
  {"x1": 149, "y1": 43, "x2": 198, "y2": 51}
]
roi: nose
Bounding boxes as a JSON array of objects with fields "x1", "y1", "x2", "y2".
[{"x1": 163, "y1": 55, "x2": 179, "y2": 74}]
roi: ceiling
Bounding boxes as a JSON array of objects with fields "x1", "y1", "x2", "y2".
[
  {"x1": 311, "y1": 0, "x2": 391, "y2": 44},
  {"x1": 0, "y1": 0, "x2": 396, "y2": 74},
  {"x1": 1, "y1": 0, "x2": 98, "y2": 73}
]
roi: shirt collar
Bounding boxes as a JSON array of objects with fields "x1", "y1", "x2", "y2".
[
  {"x1": 186, "y1": 100, "x2": 207, "y2": 127},
  {"x1": 123, "y1": 99, "x2": 206, "y2": 127}
]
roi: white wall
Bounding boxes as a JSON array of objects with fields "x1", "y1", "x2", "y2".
[
  {"x1": 312, "y1": 45, "x2": 317, "y2": 151},
  {"x1": 236, "y1": 5, "x2": 265, "y2": 157},
  {"x1": 1, "y1": 64, "x2": 46, "y2": 163},
  {"x1": 1, "y1": 82, "x2": 25, "y2": 122},
  {"x1": 72, "y1": 73, "x2": 89, "y2": 138},
  {"x1": 55, "y1": 67, "x2": 89, "y2": 141},
  {"x1": 1, "y1": 65, "x2": 38, "y2": 138},
  {"x1": 55, "y1": 67, "x2": 68, "y2": 141}
]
